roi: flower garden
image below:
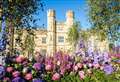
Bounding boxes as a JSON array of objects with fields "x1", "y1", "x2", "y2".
[
  {"x1": 0, "y1": 45, "x2": 120, "y2": 82},
  {"x1": 0, "y1": 0, "x2": 120, "y2": 82}
]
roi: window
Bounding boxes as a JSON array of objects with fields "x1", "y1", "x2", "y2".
[
  {"x1": 58, "y1": 36, "x2": 64, "y2": 43},
  {"x1": 42, "y1": 37, "x2": 46, "y2": 43}
]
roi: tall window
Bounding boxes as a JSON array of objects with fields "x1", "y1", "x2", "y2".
[
  {"x1": 58, "y1": 36, "x2": 64, "y2": 43},
  {"x1": 42, "y1": 37, "x2": 46, "y2": 43}
]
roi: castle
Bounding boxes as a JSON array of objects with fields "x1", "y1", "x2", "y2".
[
  {"x1": 34, "y1": 9, "x2": 74, "y2": 56},
  {"x1": 14, "y1": 9, "x2": 109, "y2": 56}
]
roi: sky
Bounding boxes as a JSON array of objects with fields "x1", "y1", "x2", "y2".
[{"x1": 34, "y1": 0, "x2": 91, "y2": 29}]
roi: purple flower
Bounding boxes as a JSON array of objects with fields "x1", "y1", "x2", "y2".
[
  {"x1": 45, "y1": 57, "x2": 53, "y2": 65},
  {"x1": 93, "y1": 55, "x2": 99, "y2": 64},
  {"x1": 33, "y1": 63, "x2": 41, "y2": 70},
  {"x1": 0, "y1": 65, "x2": 5, "y2": 79},
  {"x1": 12, "y1": 77, "x2": 25, "y2": 82},
  {"x1": 66, "y1": 63, "x2": 72, "y2": 70},
  {"x1": 103, "y1": 52, "x2": 110, "y2": 63},
  {"x1": 79, "y1": 40, "x2": 85, "y2": 48},
  {"x1": 103, "y1": 64, "x2": 114, "y2": 75},
  {"x1": 87, "y1": 48, "x2": 94, "y2": 57},
  {"x1": 54, "y1": 51, "x2": 62, "y2": 60}
]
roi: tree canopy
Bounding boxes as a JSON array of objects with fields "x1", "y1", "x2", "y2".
[
  {"x1": 1, "y1": 0, "x2": 43, "y2": 28},
  {"x1": 0, "y1": 0, "x2": 43, "y2": 55},
  {"x1": 88, "y1": 0, "x2": 120, "y2": 43}
]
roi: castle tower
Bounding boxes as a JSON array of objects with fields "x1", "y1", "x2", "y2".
[
  {"x1": 64, "y1": 10, "x2": 74, "y2": 53},
  {"x1": 66, "y1": 10, "x2": 74, "y2": 30},
  {"x1": 47, "y1": 9, "x2": 56, "y2": 56}
]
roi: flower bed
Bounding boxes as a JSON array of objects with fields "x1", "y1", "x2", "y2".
[{"x1": 0, "y1": 51, "x2": 120, "y2": 82}]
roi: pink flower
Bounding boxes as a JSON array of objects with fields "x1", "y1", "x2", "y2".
[
  {"x1": 74, "y1": 65, "x2": 78, "y2": 71},
  {"x1": 93, "y1": 63, "x2": 100, "y2": 69},
  {"x1": 12, "y1": 71, "x2": 20, "y2": 77},
  {"x1": 25, "y1": 73, "x2": 32, "y2": 80},
  {"x1": 45, "y1": 64, "x2": 52, "y2": 71},
  {"x1": 6, "y1": 66, "x2": 13, "y2": 73},
  {"x1": 79, "y1": 71, "x2": 85, "y2": 75},
  {"x1": 100, "y1": 66, "x2": 104, "y2": 70},
  {"x1": 16, "y1": 55, "x2": 25, "y2": 63},
  {"x1": 88, "y1": 63, "x2": 93, "y2": 68},
  {"x1": 52, "y1": 73, "x2": 60, "y2": 81},
  {"x1": 60, "y1": 69, "x2": 66, "y2": 75},
  {"x1": 79, "y1": 71, "x2": 85, "y2": 79},
  {"x1": 22, "y1": 60, "x2": 28, "y2": 66},
  {"x1": 66, "y1": 63, "x2": 71, "y2": 70},
  {"x1": 57, "y1": 61, "x2": 61, "y2": 66},
  {"x1": 3, "y1": 77, "x2": 10, "y2": 81},
  {"x1": 77, "y1": 63, "x2": 83, "y2": 69}
]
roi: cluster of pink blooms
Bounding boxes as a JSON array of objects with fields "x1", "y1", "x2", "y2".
[
  {"x1": 0, "y1": 50, "x2": 118, "y2": 82},
  {"x1": 3, "y1": 55, "x2": 33, "y2": 81}
]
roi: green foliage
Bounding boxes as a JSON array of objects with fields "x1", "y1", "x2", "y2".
[
  {"x1": 54, "y1": 69, "x2": 120, "y2": 82},
  {"x1": 44, "y1": 72, "x2": 53, "y2": 82},
  {"x1": 79, "y1": 29, "x2": 90, "y2": 41},
  {"x1": 23, "y1": 29, "x2": 35, "y2": 56},
  {"x1": 67, "y1": 22, "x2": 80, "y2": 50},
  {"x1": 88, "y1": 0, "x2": 120, "y2": 43}
]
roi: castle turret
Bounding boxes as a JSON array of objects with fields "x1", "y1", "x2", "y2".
[
  {"x1": 47, "y1": 9, "x2": 56, "y2": 56},
  {"x1": 66, "y1": 10, "x2": 74, "y2": 29}
]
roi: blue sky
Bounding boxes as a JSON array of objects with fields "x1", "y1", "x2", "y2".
[{"x1": 34, "y1": 0, "x2": 91, "y2": 29}]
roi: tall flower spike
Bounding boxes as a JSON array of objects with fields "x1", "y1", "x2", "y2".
[{"x1": 0, "y1": 16, "x2": 6, "y2": 51}]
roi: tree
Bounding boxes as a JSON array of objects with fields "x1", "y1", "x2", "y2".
[
  {"x1": 67, "y1": 22, "x2": 80, "y2": 51},
  {"x1": 88, "y1": 0, "x2": 120, "y2": 44},
  {"x1": 79, "y1": 29, "x2": 90, "y2": 41},
  {"x1": 0, "y1": 0, "x2": 43, "y2": 55},
  {"x1": 23, "y1": 29, "x2": 35, "y2": 57}
]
